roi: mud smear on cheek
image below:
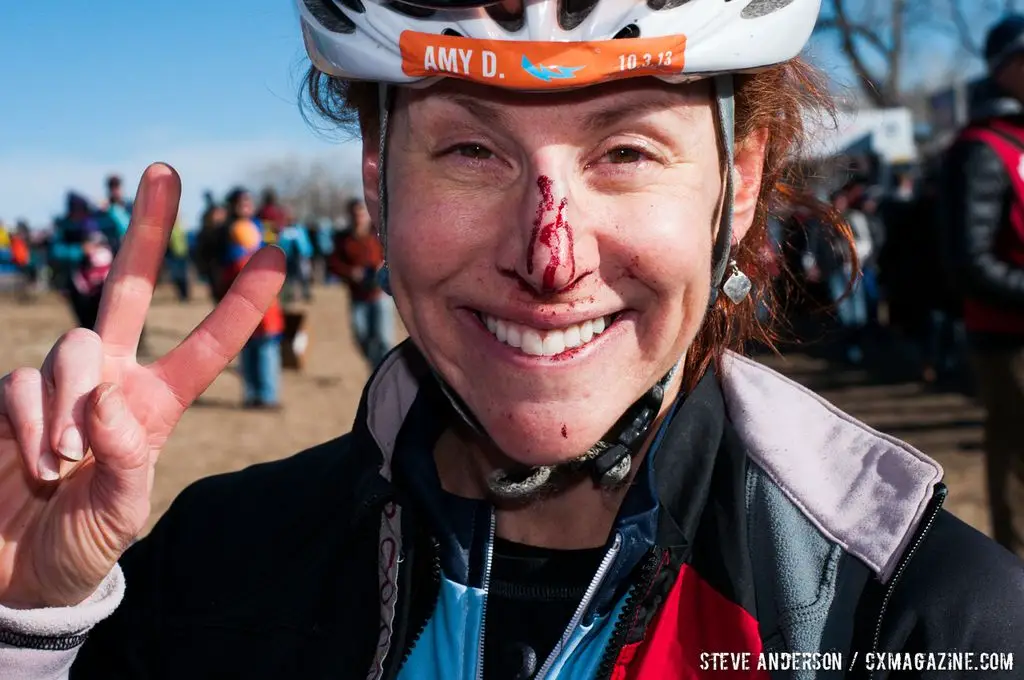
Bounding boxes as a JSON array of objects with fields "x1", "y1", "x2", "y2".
[{"x1": 527, "y1": 175, "x2": 576, "y2": 291}]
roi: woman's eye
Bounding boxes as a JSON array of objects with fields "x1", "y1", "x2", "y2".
[
  {"x1": 454, "y1": 144, "x2": 494, "y2": 160},
  {"x1": 605, "y1": 147, "x2": 646, "y2": 164}
]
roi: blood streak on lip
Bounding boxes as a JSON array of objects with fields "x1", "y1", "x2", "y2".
[
  {"x1": 526, "y1": 175, "x2": 576, "y2": 292},
  {"x1": 548, "y1": 345, "x2": 588, "y2": 362},
  {"x1": 561, "y1": 424, "x2": 568, "y2": 438}
]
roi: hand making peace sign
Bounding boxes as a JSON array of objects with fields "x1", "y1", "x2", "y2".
[{"x1": 0, "y1": 164, "x2": 285, "y2": 608}]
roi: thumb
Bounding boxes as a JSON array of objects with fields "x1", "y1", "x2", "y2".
[{"x1": 84, "y1": 383, "x2": 152, "y2": 543}]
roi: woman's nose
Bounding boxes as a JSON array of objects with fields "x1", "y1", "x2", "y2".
[{"x1": 520, "y1": 175, "x2": 576, "y2": 294}]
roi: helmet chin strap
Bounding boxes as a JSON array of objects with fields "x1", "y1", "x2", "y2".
[
  {"x1": 709, "y1": 73, "x2": 737, "y2": 305},
  {"x1": 373, "y1": 75, "x2": 735, "y2": 494},
  {"x1": 376, "y1": 84, "x2": 393, "y2": 290}
]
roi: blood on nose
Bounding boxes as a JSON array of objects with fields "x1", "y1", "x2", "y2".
[{"x1": 526, "y1": 176, "x2": 576, "y2": 293}]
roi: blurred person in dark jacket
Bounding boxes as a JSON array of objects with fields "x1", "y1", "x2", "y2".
[
  {"x1": 195, "y1": 201, "x2": 229, "y2": 303},
  {"x1": 884, "y1": 169, "x2": 963, "y2": 383},
  {"x1": 99, "y1": 174, "x2": 132, "y2": 254},
  {"x1": 803, "y1": 185, "x2": 873, "y2": 364},
  {"x1": 50, "y1": 193, "x2": 110, "y2": 330},
  {"x1": 942, "y1": 14, "x2": 1024, "y2": 557}
]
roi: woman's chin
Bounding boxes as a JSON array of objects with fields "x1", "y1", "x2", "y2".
[{"x1": 482, "y1": 415, "x2": 609, "y2": 469}]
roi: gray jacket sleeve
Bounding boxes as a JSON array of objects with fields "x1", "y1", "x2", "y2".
[
  {"x1": 0, "y1": 566, "x2": 124, "y2": 679},
  {"x1": 942, "y1": 139, "x2": 1024, "y2": 308}
]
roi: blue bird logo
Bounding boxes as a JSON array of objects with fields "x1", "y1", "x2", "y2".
[{"x1": 521, "y1": 55, "x2": 585, "y2": 82}]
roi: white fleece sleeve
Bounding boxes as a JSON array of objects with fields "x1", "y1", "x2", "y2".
[{"x1": 0, "y1": 564, "x2": 125, "y2": 679}]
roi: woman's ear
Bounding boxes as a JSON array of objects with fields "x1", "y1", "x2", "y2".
[
  {"x1": 362, "y1": 136, "x2": 381, "y2": 230},
  {"x1": 730, "y1": 128, "x2": 769, "y2": 244}
]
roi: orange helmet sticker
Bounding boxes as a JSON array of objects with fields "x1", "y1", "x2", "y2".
[{"x1": 399, "y1": 31, "x2": 687, "y2": 90}]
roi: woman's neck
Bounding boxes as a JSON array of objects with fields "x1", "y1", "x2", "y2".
[
  {"x1": 432, "y1": 375, "x2": 683, "y2": 550},
  {"x1": 432, "y1": 426, "x2": 624, "y2": 549}
]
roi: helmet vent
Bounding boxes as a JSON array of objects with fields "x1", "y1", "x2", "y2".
[
  {"x1": 383, "y1": 1, "x2": 436, "y2": 18},
  {"x1": 741, "y1": 0, "x2": 796, "y2": 18},
  {"x1": 647, "y1": 0, "x2": 695, "y2": 9},
  {"x1": 486, "y1": 4, "x2": 525, "y2": 32},
  {"x1": 304, "y1": 0, "x2": 356, "y2": 33},
  {"x1": 336, "y1": 0, "x2": 365, "y2": 12},
  {"x1": 558, "y1": 0, "x2": 600, "y2": 31},
  {"x1": 613, "y1": 23, "x2": 641, "y2": 39}
]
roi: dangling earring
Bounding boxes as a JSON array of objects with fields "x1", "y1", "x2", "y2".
[
  {"x1": 377, "y1": 263, "x2": 393, "y2": 296},
  {"x1": 721, "y1": 259, "x2": 751, "y2": 303}
]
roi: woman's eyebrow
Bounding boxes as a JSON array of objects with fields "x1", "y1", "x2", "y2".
[
  {"x1": 424, "y1": 90, "x2": 685, "y2": 133},
  {"x1": 579, "y1": 93, "x2": 686, "y2": 133},
  {"x1": 425, "y1": 93, "x2": 512, "y2": 129}
]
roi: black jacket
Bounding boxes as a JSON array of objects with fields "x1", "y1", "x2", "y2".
[
  {"x1": 66, "y1": 352, "x2": 1024, "y2": 680},
  {"x1": 941, "y1": 115, "x2": 1024, "y2": 310}
]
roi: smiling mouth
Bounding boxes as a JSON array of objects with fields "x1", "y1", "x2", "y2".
[{"x1": 475, "y1": 311, "x2": 621, "y2": 357}]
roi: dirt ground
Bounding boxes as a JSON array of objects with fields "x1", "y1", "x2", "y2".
[
  {"x1": 0, "y1": 285, "x2": 991, "y2": 538},
  {"x1": 0, "y1": 285, "x2": 404, "y2": 534}
]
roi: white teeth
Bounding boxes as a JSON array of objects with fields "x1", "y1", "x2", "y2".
[
  {"x1": 480, "y1": 312, "x2": 616, "y2": 357},
  {"x1": 580, "y1": 320, "x2": 594, "y2": 344},
  {"x1": 521, "y1": 329, "x2": 544, "y2": 356},
  {"x1": 542, "y1": 333, "x2": 565, "y2": 356},
  {"x1": 506, "y1": 325, "x2": 522, "y2": 348},
  {"x1": 563, "y1": 325, "x2": 581, "y2": 349}
]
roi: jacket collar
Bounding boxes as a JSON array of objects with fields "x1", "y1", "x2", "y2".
[{"x1": 354, "y1": 342, "x2": 944, "y2": 583}]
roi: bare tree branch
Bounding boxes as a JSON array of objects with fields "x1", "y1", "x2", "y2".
[
  {"x1": 950, "y1": 0, "x2": 984, "y2": 56},
  {"x1": 816, "y1": 18, "x2": 889, "y2": 56},
  {"x1": 815, "y1": 0, "x2": 1014, "y2": 106},
  {"x1": 821, "y1": 0, "x2": 891, "y2": 106},
  {"x1": 885, "y1": 0, "x2": 906, "y2": 102}
]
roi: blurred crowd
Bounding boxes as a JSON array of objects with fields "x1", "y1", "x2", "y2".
[
  {"x1": 772, "y1": 168, "x2": 965, "y2": 387},
  {"x1": 0, "y1": 176, "x2": 394, "y2": 411}
]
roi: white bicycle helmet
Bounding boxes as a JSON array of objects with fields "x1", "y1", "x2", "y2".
[
  {"x1": 295, "y1": 0, "x2": 822, "y2": 495},
  {"x1": 297, "y1": 0, "x2": 820, "y2": 89}
]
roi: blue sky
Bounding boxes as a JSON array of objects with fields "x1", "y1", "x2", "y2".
[
  {"x1": 0, "y1": 0, "x2": 356, "y2": 227},
  {"x1": 0, "y1": 1, "x2": 1000, "y2": 227}
]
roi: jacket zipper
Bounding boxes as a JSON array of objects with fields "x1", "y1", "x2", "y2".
[
  {"x1": 868, "y1": 485, "x2": 947, "y2": 680},
  {"x1": 388, "y1": 534, "x2": 442, "y2": 678},
  {"x1": 532, "y1": 532, "x2": 625, "y2": 680},
  {"x1": 593, "y1": 548, "x2": 664, "y2": 680},
  {"x1": 475, "y1": 511, "x2": 497, "y2": 680}
]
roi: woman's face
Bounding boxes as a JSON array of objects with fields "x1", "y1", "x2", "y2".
[{"x1": 366, "y1": 77, "x2": 764, "y2": 466}]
